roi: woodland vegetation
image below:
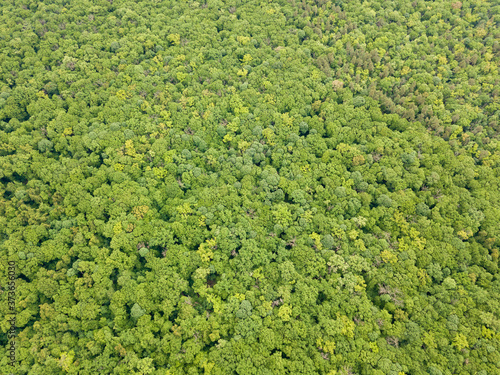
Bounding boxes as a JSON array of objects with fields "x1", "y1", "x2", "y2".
[{"x1": 0, "y1": 0, "x2": 499, "y2": 374}]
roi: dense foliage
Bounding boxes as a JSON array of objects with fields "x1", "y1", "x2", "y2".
[{"x1": 1, "y1": 0, "x2": 500, "y2": 374}]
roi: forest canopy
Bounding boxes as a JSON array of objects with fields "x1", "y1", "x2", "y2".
[{"x1": 0, "y1": 0, "x2": 499, "y2": 374}]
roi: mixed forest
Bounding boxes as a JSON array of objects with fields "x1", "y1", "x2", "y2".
[{"x1": 1, "y1": 0, "x2": 500, "y2": 374}]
